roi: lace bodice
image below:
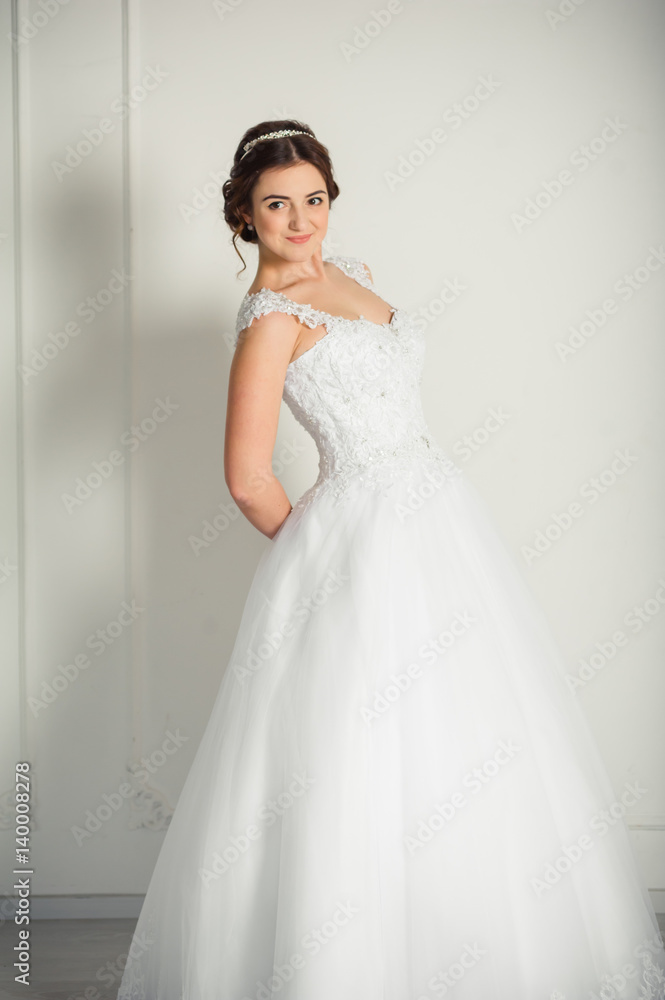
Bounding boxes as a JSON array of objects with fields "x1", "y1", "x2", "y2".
[{"x1": 234, "y1": 255, "x2": 460, "y2": 514}]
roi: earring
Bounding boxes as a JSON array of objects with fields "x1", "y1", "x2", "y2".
[{"x1": 247, "y1": 223, "x2": 254, "y2": 230}]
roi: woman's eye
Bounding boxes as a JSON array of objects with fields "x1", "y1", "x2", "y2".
[{"x1": 267, "y1": 197, "x2": 325, "y2": 210}]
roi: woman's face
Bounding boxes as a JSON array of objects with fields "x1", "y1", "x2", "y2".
[{"x1": 243, "y1": 161, "x2": 329, "y2": 261}]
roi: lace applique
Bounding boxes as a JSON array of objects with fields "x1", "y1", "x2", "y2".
[
  {"x1": 548, "y1": 948, "x2": 665, "y2": 1000},
  {"x1": 326, "y1": 253, "x2": 374, "y2": 290},
  {"x1": 640, "y1": 952, "x2": 665, "y2": 999},
  {"x1": 116, "y1": 905, "x2": 158, "y2": 1000},
  {"x1": 290, "y1": 438, "x2": 460, "y2": 516},
  {"x1": 234, "y1": 255, "x2": 380, "y2": 348},
  {"x1": 233, "y1": 254, "x2": 463, "y2": 517}
]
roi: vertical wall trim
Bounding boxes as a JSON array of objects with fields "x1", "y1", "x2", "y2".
[
  {"x1": 120, "y1": 0, "x2": 140, "y2": 759},
  {"x1": 11, "y1": 0, "x2": 27, "y2": 762}
]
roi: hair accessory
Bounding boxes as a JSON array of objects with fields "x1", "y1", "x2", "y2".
[{"x1": 241, "y1": 129, "x2": 313, "y2": 159}]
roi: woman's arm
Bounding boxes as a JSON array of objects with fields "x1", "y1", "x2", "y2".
[{"x1": 224, "y1": 311, "x2": 301, "y2": 539}]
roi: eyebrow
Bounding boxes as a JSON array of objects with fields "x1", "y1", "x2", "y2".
[{"x1": 261, "y1": 189, "x2": 327, "y2": 202}]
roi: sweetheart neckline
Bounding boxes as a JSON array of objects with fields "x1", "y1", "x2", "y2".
[
  {"x1": 241, "y1": 286, "x2": 398, "y2": 330},
  {"x1": 241, "y1": 293, "x2": 401, "y2": 369},
  {"x1": 285, "y1": 307, "x2": 401, "y2": 368},
  {"x1": 242, "y1": 255, "x2": 396, "y2": 324}
]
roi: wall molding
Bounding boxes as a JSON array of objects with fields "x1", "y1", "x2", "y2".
[{"x1": 7, "y1": 891, "x2": 662, "y2": 922}]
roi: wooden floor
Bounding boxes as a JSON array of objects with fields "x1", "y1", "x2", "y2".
[
  {"x1": 0, "y1": 918, "x2": 136, "y2": 1000},
  {"x1": 1, "y1": 914, "x2": 664, "y2": 998}
]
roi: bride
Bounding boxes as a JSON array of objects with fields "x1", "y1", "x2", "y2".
[{"x1": 117, "y1": 120, "x2": 665, "y2": 1000}]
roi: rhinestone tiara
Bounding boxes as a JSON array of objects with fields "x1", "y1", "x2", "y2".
[{"x1": 240, "y1": 129, "x2": 314, "y2": 159}]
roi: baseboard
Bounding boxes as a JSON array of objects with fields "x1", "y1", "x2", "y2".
[
  {"x1": 11, "y1": 890, "x2": 665, "y2": 921},
  {"x1": 27, "y1": 895, "x2": 144, "y2": 919}
]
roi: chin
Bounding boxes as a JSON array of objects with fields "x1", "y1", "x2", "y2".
[{"x1": 284, "y1": 240, "x2": 317, "y2": 253}]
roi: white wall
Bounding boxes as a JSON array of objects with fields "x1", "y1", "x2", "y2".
[{"x1": 1, "y1": 0, "x2": 664, "y2": 917}]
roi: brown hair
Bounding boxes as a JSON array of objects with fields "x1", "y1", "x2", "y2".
[{"x1": 222, "y1": 119, "x2": 340, "y2": 275}]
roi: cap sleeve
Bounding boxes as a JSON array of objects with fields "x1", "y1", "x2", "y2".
[
  {"x1": 324, "y1": 254, "x2": 374, "y2": 290},
  {"x1": 234, "y1": 290, "x2": 326, "y2": 346}
]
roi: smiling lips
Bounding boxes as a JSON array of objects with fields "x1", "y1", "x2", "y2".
[{"x1": 286, "y1": 234, "x2": 312, "y2": 243}]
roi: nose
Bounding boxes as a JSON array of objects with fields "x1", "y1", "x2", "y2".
[{"x1": 289, "y1": 206, "x2": 310, "y2": 231}]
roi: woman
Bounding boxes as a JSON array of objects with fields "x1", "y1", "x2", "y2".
[{"x1": 118, "y1": 120, "x2": 665, "y2": 1000}]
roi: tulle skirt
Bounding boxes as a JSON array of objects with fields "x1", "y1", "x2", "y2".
[{"x1": 118, "y1": 457, "x2": 665, "y2": 1000}]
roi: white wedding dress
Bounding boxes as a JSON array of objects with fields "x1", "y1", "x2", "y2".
[{"x1": 117, "y1": 255, "x2": 665, "y2": 1000}]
